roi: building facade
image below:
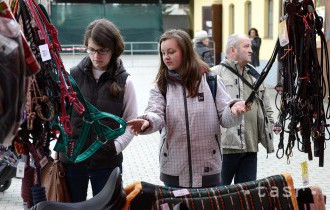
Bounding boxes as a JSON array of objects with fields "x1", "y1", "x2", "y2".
[{"x1": 193, "y1": 0, "x2": 280, "y2": 64}]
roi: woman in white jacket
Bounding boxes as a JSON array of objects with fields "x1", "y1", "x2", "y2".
[{"x1": 128, "y1": 29, "x2": 250, "y2": 188}]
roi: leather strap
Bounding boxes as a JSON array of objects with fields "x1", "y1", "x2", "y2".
[
  {"x1": 24, "y1": 0, "x2": 84, "y2": 135},
  {"x1": 219, "y1": 63, "x2": 255, "y2": 89},
  {"x1": 54, "y1": 75, "x2": 126, "y2": 163}
]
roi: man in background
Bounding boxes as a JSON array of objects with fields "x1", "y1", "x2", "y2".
[{"x1": 211, "y1": 33, "x2": 274, "y2": 185}]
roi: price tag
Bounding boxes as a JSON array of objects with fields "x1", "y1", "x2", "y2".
[
  {"x1": 16, "y1": 161, "x2": 25, "y2": 178},
  {"x1": 301, "y1": 161, "x2": 309, "y2": 186},
  {"x1": 275, "y1": 83, "x2": 283, "y2": 94},
  {"x1": 160, "y1": 203, "x2": 170, "y2": 210},
  {"x1": 40, "y1": 156, "x2": 48, "y2": 168},
  {"x1": 39, "y1": 44, "x2": 51, "y2": 62},
  {"x1": 273, "y1": 122, "x2": 283, "y2": 135},
  {"x1": 172, "y1": 189, "x2": 190, "y2": 197},
  {"x1": 278, "y1": 21, "x2": 289, "y2": 47}
]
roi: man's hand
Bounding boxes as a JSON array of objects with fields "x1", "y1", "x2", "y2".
[
  {"x1": 230, "y1": 101, "x2": 251, "y2": 116},
  {"x1": 127, "y1": 119, "x2": 150, "y2": 135}
]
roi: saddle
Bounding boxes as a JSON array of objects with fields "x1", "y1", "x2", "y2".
[
  {"x1": 31, "y1": 167, "x2": 126, "y2": 210},
  {"x1": 0, "y1": 2, "x2": 40, "y2": 146},
  {"x1": 0, "y1": 159, "x2": 16, "y2": 184},
  {"x1": 0, "y1": 18, "x2": 25, "y2": 146}
]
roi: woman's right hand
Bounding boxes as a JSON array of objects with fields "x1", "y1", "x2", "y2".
[{"x1": 127, "y1": 119, "x2": 150, "y2": 135}]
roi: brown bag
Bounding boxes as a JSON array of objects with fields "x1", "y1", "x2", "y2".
[{"x1": 41, "y1": 154, "x2": 71, "y2": 202}]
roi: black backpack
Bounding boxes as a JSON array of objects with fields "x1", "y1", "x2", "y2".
[{"x1": 206, "y1": 71, "x2": 217, "y2": 101}]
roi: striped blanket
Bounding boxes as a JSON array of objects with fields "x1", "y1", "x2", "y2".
[{"x1": 123, "y1": 173, "x2": 325, "y2": 210}]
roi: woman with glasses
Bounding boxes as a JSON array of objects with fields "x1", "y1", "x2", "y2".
[{"x1": 60, "y1": 19, "x2": 137, "y2": 202}]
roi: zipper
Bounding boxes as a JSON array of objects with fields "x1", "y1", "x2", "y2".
[
  {"x1": 235, "y1": 65, "x2": 243, "y2": 149},
  {"x1": 215, "y1": 134, "x2": 222, "y2": 161},
  {"x1": 87, "y1": 70, "x2": 98, "y2": 106},
  {"x1": 240, "y1": 125, "x2": 243, "y2": 149},
  {"x1": 215, "y1": 134, "x2": 221, "y2": 152},
  {"x1": 159, "y1": 137, "x2": 166, "y2": 162},
  {"x1": 182, "y1": 87, "x2": 193, "y2": 187}
]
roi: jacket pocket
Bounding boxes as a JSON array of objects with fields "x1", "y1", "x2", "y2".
[
  {"x1": 222, "y1": 126, "x2": 245, "y2": 149},
  {"x1": 222, "y1": 81, "x2": 236, "y2": 94},
  {"x1": 215, "y1": 134, "x2": 223, "y2": 162},
  {"x1": 211, "y1": 134, "x2": 222, "y2": 164},
  {"x1": 262, "y1": 116, "x2": 275, "y2": 153},
  {"x1": 257, "y1": 98, "x2": 274, "y2": 154},
  {"x1": 159, "y1": 137, "x2": 169, "y2": 168}
]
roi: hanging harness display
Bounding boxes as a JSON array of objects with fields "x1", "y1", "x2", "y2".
[
  {"x1": 1, "y1": 0, "x2": 126, "y2": 207},
  {"x1": 272, "y1": 0, "x2": 329, "y2": 166},
  {"x1": 8, "y1": 0, "x2": 126, "y2": 163},
  {"x1": 241, "y1": 0, "x2": 329, "y2": 167}
]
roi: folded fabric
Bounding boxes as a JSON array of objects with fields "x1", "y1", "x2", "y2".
[
  {"x1": 296, "y1": 186, "x2": 326, "y2": 210},
  {"x1": 124, "y1": 173, "x2": 299, "y2": 210}
]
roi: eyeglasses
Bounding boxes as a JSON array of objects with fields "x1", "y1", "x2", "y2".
[{"x1": 86, "y1": 47, "x2": 111, "y2": 55}]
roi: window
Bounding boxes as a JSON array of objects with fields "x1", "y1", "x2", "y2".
[
  {"x1": 246, "y1": 1, "x2": 252, "y2": 33},
  {"x1": 267, "y1": 0, "x2": 273, "y2": 38},
  {"x1": 229, "y1": 4, "x2": 235, "y2": 34}
]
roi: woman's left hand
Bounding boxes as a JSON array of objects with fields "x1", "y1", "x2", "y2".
[{"x1": 127, "y1": 119, "x2": 150, "y2": 135}]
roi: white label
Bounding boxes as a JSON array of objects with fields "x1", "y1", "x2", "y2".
[
  {"x1": 16, "y1": 162, "x2": 25, "y2": 178},
  {"x1": 278, "y1": 21, "x2": 289, "y2": 47},
  {"x1": 301, "y1": 161, "x2": 309, "y2": 186},
  {"x1": 172, "y1": 189, "x2": 190, "y2": 197},
  {"x1": 160, "y1": 203, "x2": 170, "y2": 210},
  {"x1": 39, "y1": 44, "x2": 51, "y2": 61},
  {"x1": 40, "y1": 156, "x2": 48, "y2": 168}
]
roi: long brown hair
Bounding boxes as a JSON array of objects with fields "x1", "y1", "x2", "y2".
[
  {"x1": 248, "y1": 27, "x2": 259, "y2": 37},
  {"x1": 84, "y1": 19, "x2": 125, "y2": 97},
  {"x1": 156, "y1": 29, "x2": 209, "y2": 97}
]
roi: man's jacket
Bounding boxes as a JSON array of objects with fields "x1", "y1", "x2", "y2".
[{"x1": 212, "y1": 60, "x2": 275, "y2": 154}]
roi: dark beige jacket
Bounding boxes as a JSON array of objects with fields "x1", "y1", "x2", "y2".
[{"x1": 212, "y1": 60, "x2": 275, "y2": 153}]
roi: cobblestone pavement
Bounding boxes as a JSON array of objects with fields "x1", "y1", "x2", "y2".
[{"x1": 0, "y1": 55, "x2": 329, "y2": 209}]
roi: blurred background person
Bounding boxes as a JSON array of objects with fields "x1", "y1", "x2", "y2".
[
  {"x1": 193, "y1": 30, "x2": 214, "y2": 67},
  {"x1": 248, "y1": 28, "x2": 261, "y2": 67}
]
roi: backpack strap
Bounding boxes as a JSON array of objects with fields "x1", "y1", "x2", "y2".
[
  {"x1": 205, "y1": 71, "x2": 220, "y2": 122},
  {"x1": 206, "y1": 71, "x2": 217, "y2": 101},
  {"x1": 246, "y1": 63, "x2": 260, "y2": 79},
  {"x1": 219, "y1": 63, "x2": 256, "y2": 89}
]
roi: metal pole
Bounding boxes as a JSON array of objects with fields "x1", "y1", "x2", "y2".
[{"x1": 103, "y1": 0, "x2": 106, "y2": 18}]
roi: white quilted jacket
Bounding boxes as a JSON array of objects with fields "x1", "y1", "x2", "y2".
[{"x1": 138, "y1": 74, "x2": 242, "y2": 187}]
